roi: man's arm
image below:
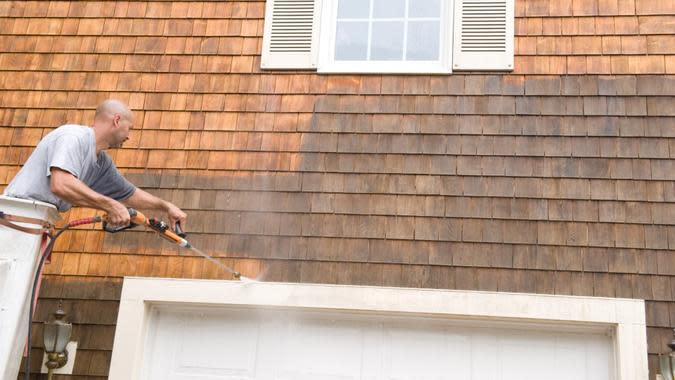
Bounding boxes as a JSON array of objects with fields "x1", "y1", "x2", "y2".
[
  {"x1": 123, "y1": 188, "x2": 187, "y2": 230},
  {"x1": 50, "y1": 168, "x2": 131, "y2": 225}
]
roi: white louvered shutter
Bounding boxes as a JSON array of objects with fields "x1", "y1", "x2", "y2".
[
  {"x1": 261, "y1": 0, "x2": 322, "y2": 69},
  {"x1": 452, "y1": 0, "x2": 514, "y2": 71}
]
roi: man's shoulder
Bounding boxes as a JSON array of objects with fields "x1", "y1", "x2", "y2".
[
  {"x1": 44, "y1": 124, "x2": 92, "y2": 144},
  {"x1": 51, "y1": 124, "x2": 91, "y2": 137}
]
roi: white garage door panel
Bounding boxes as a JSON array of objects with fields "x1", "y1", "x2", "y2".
[
  {"x1": 498, "y1": 332, "x2": 612, "y2": 380},
  {"x1": 384, "y1": 327, "x2": 468, "y2": 380},
  {"x1": 145, "y1": 310, "x2": 262, "y2": 379},
  {"x1": 278, "y1": 320, "x2": 366, "y2": 380},
  {"x1": 143, "y1": 307, "x2": 614, "y2": 380}
]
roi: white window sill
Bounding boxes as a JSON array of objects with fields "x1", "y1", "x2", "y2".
[{"x1": 318, "y1": 61, "x2": 452, "y2": 74}]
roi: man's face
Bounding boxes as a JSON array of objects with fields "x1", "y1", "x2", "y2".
[{"x1": 111, "y1": 113, "x2": 133, "y2": 148}]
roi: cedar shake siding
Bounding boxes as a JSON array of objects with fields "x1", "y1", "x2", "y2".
[{"x1": 0, "y1": 0, "x2": 673, "y2": 378}]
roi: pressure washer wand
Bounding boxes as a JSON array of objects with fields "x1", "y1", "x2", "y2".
[
  {"x1": 102, "y1": 208, "x2": 247, "y2": 280},
  {"x1": 102, "y1": 208, "x2": 191, "y2": 248}
]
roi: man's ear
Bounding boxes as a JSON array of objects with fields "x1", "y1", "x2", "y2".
[{"x1": 112, "y1": 114, "x2": 120, "y2": 127}]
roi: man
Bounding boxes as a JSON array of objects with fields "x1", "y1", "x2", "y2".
[{"x1": 4, "y1": 99, "x2": 186, "y2": 229}]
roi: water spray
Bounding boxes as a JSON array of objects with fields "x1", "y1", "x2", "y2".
[{"x1": 103, "y1": 208, "x2": 252, "y2": 281}]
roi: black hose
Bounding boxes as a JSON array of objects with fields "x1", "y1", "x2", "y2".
[{"x1": 24, "y1": 226, "x2": 69, "y2": 380}]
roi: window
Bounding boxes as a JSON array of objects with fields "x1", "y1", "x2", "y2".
[
  {"x1": 319, "y1": 0, "x2": 453, "y2": 73},
  {"x1": 261, "y1": 0, "x2": 514, "y2": 73}
]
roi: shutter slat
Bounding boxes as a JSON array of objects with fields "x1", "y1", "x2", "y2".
[
  {"x1": 453, "y1": 0, "x2": 514, "y2": 71},
  {"x1": 262, "y1": 0, "x2": 322, "y2": 69}
]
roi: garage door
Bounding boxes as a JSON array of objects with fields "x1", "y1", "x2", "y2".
[{"x1": 142, "y1": 306, "x2": 614, "y2": 380}]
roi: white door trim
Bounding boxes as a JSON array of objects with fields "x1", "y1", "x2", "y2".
[{"x1": 110, "y1": 277, "x2": 648, "y2": 380}]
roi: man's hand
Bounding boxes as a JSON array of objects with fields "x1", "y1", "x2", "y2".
[
  {"x1": 124, "y1": 188, "x2": 187, "y2": 231},
  {"x1": 164, "y1": 201, "x2": 187, "y2": 231},
  {"x1": 105, "y1": 200, "x2": 131, "y2": 227}
]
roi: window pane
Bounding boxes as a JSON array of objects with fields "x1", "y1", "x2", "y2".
[
  {"x1": 407, "y1": 21, "x2": 440, "y2": 60},
  {"x1": 335, "y1": 21, "x2": 369, "y2": 60},
  {"x1": 371, "y1": 21, "x2": 404, "y2": 60},
  {"x1": 338, "y1": 0, "x2": 370, "y2": 19},
  {"x1": 373, "y1": 0, "x2": 404, "y2": 18},
  {"x1": 409, "y1": 0, "x2": 441, "y2": 17}
]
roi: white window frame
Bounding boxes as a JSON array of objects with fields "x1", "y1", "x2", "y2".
[
  {"x1": 109, "y1": 277, "x2": 649, "y2": 380},
  {"x1": 317, "y1": 0, "x2": 454, "y2": 74}
]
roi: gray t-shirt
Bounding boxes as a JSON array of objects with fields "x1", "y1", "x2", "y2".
[{"x1": 4, "y1": 124, "x2": 136, "y2": 212}]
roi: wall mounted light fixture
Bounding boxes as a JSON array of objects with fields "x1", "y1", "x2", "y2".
[
  {"x1": 43, "y1": 301, "x2": 72, "y2": 380},
  {"x1": 660, "y1": 329, "x2": 675, "y2": 380}
]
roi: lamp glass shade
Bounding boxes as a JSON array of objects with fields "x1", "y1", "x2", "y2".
[
  {"x1": 54, "y1": 323, "x2": 72, "y2": 352},
  {"x1": 660, "y1": 354, "x2": 673, "y2": 379},
  {"x1": 43, "y1": 323, "x2": 58, "y2": 352},
  {"x1": 43, "y1": 321, "x2": 72, "y2": 353}
]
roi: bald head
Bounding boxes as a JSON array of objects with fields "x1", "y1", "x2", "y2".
[
  {"x1": 95, "y1": 99, "x2": 132, "y2": 122},
  {"x1": 92, "y1": 99, "x2": 134, "y2": 150}
]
